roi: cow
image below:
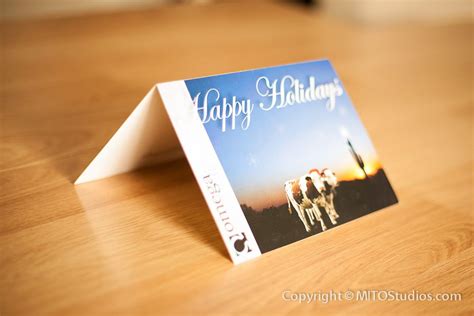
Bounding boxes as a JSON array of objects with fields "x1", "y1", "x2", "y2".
[
  {"x1": 320, "y1": 168, "x2": 339, "y2": 221},
  {"x1": 284, "y1": 175, "x2": 327, "y2": 232},
  {"x1": 308, "y1": 168, "x2": 339, "y2": 225},
  {"x1": 300, "y1": 175, "x2": 328, "y2": 232}
]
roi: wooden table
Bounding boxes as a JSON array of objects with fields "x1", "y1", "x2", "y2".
[{"x1": 1, "y1": 2, "x2": 472, "y2": 315}]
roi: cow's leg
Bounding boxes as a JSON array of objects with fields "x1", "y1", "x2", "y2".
[
  {"x1": 294, "y1": 202, "x2": 311, "y2": 232},
  {"x1": 311, "y1": 201, "x2": 327, "y2": 231},
  {"x1": 329, "y1": 205, "x2": 339, "y2": 220},
  {"x1": 284, "y1": 183, "x2": 294, "y2": 214},
  {"x1": 328, "y1": 211, "x2": 338, "y2": 225},
  {"x1": 313, "y1": 205, "x2": 322, "y2": 219},
  {"x1": 326, "y1": 198, "x2": 338, "y2": 223},
  {"x1": 286, "y1": 196, "x2": 292, "y2": 214},
  {"x1": 329, "y1": 193, "x2": 340, "y2": 219},
  {"x1": 285, "y1": 187, "x2": 311, "y2": 232},
  {"x1": 305, "y1": 208, "x2": 315, "y2": 225},
  {"x1": 292, "y1": 199, "x2": 311, "y2": 232},
  {"x1": 326, "y1": 206, "x2": 338, "y2": 225},
  {"x1": 321, "y1": 194, "x2": 337, "y2": 225},
  {"x1": 314, "y1": 206, "x2": 327, "y2": 231},
  {"x1": 323, "y1": 190, "x2": 339, "y2": 219},
  {"x1": 296, "y1": 207, "x2": 311, "y2": 232},
  {"x1": 314, "y1": 195, "x2": 337, "y2": 227},
  {"x1": 300, "y1": 191, "x2": 315, "y2": 226},
  {"x1": 307, "y1": 207, "x2": 323, "y2": 230}
]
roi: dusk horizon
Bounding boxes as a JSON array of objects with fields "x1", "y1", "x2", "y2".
[{"x1": 240, "y1": 166, "x2": 386, "y2": 211}]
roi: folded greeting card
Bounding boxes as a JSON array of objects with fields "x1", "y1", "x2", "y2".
[{"x1": 76, "y1": 60, "x2": 398, "y2": 264}]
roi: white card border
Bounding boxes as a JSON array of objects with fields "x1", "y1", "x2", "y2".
[{"x1": 157, "y1": 81, "x2": 261, "y2": 264}]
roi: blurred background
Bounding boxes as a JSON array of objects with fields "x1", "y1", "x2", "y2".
[{"x1": 2, "y1": 0, "x2": 472, "y2": 22}]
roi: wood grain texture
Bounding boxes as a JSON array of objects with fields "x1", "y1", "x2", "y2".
[{"x1": 1, "y1": 2, "x2": 472, "y2": 315}]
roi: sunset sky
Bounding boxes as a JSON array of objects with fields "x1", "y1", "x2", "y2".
[{"x1": 185, "y1": 60, "x2": 382, "y2": 210}]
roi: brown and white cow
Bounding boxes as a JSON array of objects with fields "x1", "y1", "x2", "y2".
[
  {"x1": 319, "y1": 168, "x2": 339, "y2": 221},
  {"x1": 284, "y1": 175, "x2": 327, "y2": 232},
  {"x1": 284, "y1": 168, "x2": 340, "y2": 232},
  {"x1": 307, "y1": 168, "x2": 339, "y2": 225}
]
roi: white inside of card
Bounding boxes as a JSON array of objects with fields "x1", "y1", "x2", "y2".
[{"x1": 74, "y1": 87, "x2": 182, "y2": 184}]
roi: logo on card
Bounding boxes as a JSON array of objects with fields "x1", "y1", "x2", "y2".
[
  {"x1": 203, "y1": 174, "x2": 253, "y2": 257},
  {"x1": 229, "y1": 232, "x2": 252, "y2": 255}
]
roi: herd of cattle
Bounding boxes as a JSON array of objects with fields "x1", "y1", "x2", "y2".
[{"x1": 284, "y1": 168, "x2": 339, "y2": 232}]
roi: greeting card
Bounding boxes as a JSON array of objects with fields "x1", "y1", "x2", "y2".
[{"x1": 76, "y1": 60, "x2": 398, "y2": 264}]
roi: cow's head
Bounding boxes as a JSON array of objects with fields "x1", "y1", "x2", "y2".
[
  {"x1": 321, "y1": 168, "x2": 338, "y2": 186},
  {"x1": 308, "y1": 169, "x2": 325, "y2": 192}
]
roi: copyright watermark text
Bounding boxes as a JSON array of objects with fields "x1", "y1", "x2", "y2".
[{"x1": 281, "y1": 289, "x2": 462, "y2": 304}]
